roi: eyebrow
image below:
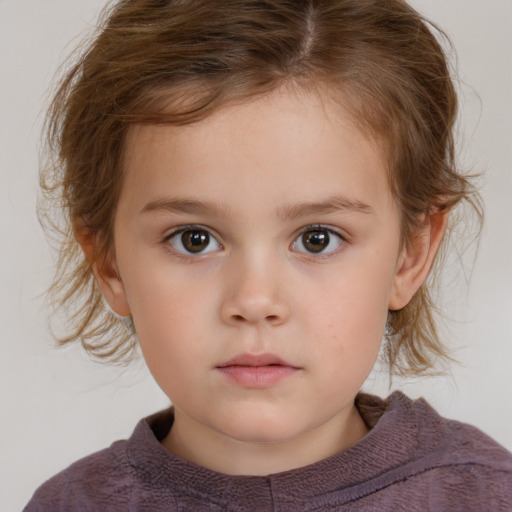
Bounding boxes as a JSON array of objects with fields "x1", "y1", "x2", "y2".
[
  {"x1": 141, "y1": 198, "x2": 224, "y2": 216},
  {"x1": 276, "y1": 195, "x2": 375, "y2": 220},
  {"x1": 140, "y1": 195, "x2": 374, "y2": 219}
]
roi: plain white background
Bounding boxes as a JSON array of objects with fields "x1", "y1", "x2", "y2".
[{"x1": 1, "y1": 1, "x2": 511, "y2": 510}]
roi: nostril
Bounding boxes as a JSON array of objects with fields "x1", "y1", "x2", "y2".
[
  {"x1": 231, "y1": 314, "x2": 280, "y2": 323},
  {"x1": 221, "y1": 295, "x2": 289, "y2": 326}
]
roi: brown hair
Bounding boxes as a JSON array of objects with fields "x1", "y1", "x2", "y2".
[{"x1": 41, "y1": 0, "x2": 481, "y2": 373}]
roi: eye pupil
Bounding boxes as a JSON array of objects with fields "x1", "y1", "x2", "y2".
[
  {"x1": 303, "y1": 230, "x2": 329, "y2": 253},
  {"x1": 182, "y1": 230, "x2": 209, "y2": 253}
]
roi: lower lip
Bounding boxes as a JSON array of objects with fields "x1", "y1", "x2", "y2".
[{"x1": 216, "y1": 365, "x2": 298, "y2": 388}]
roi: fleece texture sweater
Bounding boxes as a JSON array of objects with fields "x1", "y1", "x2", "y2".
[{"x1": 24, "y1": 391, "x2": 512, "y2": 511}]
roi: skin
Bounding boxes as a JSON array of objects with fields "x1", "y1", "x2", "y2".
[{"x1": 91, "y1": 87, "x2": 446, "y2": 476}]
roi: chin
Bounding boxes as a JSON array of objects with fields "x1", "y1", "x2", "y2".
[{"x1": 217, "y1": 415, "x2": 302, "y2": 444}]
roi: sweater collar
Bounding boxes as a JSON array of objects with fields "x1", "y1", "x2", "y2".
[{"x1": 126, "y1": 391, "x2": 446, "y2": 508}]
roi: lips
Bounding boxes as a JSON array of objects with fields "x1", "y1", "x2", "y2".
[
  {"x1": 216, "y1": 353, "x2": 300, "y2": 388},
  {"x1": 217, "y1": 353, "x2": 295, "y2": 368}
]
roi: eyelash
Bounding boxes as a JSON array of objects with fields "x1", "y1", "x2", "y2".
[
  {"x1": 163, "y1": 224, "x2": 222, "y2": 258},
  {"x1": 162, "y1": 224, "x2": 346, "y2": 258},
  {"x1": 292, "y1": 224, "x2": 346, "y2": 257}
]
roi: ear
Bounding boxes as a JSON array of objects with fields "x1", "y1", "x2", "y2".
[
  {"x1": 74, "y1": 223, "x2": 131, "y2": 317},
  {"x1": 388, "y1": 210, "x2": 448, "y2": 311}
]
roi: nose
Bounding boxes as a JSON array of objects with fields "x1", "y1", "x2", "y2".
[{"x1": 220, "y1": 253, "x2": 290, "y2": 327}]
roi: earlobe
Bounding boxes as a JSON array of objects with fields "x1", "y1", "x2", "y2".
[
  {"x1": 74, "y1": 223, "x2": 131, "y2": 317},
  {"x1": 389, "y1": 210, "x2": 448, "y2": 311}
]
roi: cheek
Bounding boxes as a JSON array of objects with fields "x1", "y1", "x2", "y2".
[
  {"x1": 123, "y1": 270, "x2": 215, "y2": 364},
  {"x1": 130, "y1": 289, "x2": 213, "y2": 404},
  {"x1": 300, "y1": 259, "x2": 394, "y2": 364},
  {"x1": 308, "y1": 292, "x2": 386, "y2": 399}
]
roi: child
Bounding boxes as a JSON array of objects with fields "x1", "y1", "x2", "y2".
[{"x1": 25, "y1": 0, "x2": 512, "y2": 510}]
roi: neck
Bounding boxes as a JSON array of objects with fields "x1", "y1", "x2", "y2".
[{"x1": 162, "y1": 404, "x2": 368, "y2": 476}]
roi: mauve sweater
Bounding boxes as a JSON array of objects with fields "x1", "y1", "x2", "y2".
[{"x1": 24, "y1": 392, "x2": 512, "y2": 511}]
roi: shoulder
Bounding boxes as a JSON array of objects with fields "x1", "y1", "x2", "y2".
[
  {"x1": 23, "y1": 407, "x2": 177, "y2": 512},
  {"x1": 430, "y1": 409, "x2": 512, "y2": 509},
  {"x1": 379, "y1": 392, "x2": 512, "y2": 509},
  {"x1": 23, "y1": 440, "x2": 133, "y2": 512},
  {"x1": 403, "y1": 392, "x2": 512, "y2": 472}
]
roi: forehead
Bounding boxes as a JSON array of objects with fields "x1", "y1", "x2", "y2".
[{"x1": 120, "y1": 88, "x2": 395, "y2": 220}]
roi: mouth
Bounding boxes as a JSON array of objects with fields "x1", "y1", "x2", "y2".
[{"x1": 216, "y1": 353, "x2": 300, "y2": 388}]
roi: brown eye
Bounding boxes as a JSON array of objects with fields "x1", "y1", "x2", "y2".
[
  {"x1": 302, "y1": 230, "x2": 329, "y2": 253},
  {"x1": 168, "y1": 227, "x2": 221, "y2": 255},
  {"x1": 292, "y1": 227, "x2": 343, "y2": 255},
  {"x1": 182, "y1": 230, "x2": 210, "y2": 253}
]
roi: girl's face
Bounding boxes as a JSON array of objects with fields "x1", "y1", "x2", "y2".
[{"x1": 103, "y1": 88, "x2": 413, "y2": 473}]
